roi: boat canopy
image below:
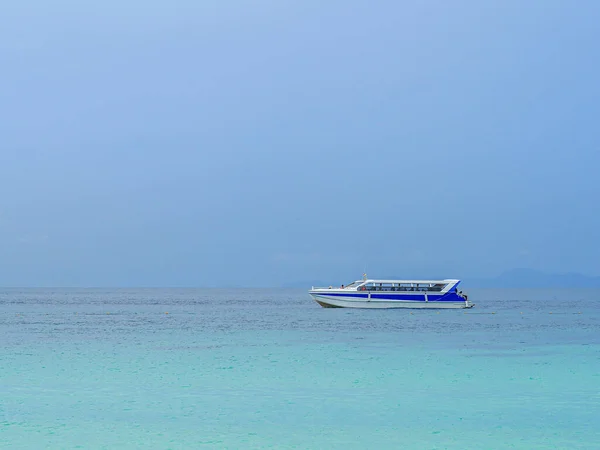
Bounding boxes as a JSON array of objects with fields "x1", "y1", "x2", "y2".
[{"x1": 343, "y1": 279, "x2": 460, "y2": 292}]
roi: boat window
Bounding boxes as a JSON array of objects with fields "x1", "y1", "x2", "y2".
[
  {"x1": 363, "y1": 283, "x2": 396, "y2": 291},
  {"x1": 397, "y1": 283, "x2": 447, "y2": 292},
  {"x1": 430, "y1": 283, "x2": 446, "y2": 292},
  {"x1": 361, "y1": 282, "x2": 448, "y2": 292},
  {"x1": 395, "y1": 283, "x2": 412, "y2": 291}
]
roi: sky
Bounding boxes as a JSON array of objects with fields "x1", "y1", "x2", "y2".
[{"x1": 0, "y1": 0, "x2": 599, "y2": 287}]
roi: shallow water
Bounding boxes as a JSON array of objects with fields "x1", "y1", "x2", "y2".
[{"x1": 1, "y1": 288, "x2": 599, "y2": 449}]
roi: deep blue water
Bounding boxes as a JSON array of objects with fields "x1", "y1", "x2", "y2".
[{"x1": 1, "y1": 288, "x2": 599, "y2": 449}]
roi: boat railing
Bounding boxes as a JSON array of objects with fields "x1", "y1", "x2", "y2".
[
  {"x1": 358, "y1": 286, "x2": 444, "y2": 292},
  {"x1": 312, "y1": 283, "x2": 452, "y2": 292}
]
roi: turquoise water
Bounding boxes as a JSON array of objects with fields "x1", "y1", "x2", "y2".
[{"x1": 1, "y1": 288, "x2": 599, "y2": 449}]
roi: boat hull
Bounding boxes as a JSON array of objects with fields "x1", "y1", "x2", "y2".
[{"x1": 310, "y1": 293, "x2": 473, "y2": 309}]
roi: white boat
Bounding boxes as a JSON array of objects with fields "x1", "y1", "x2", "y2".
[{"x1": 309, "y1": 276, "x2": 473, "y2": 309}]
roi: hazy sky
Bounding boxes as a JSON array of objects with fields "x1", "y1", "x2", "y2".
[{"x1": 1, "y1": 0, "x2": 599, "y2": 286}]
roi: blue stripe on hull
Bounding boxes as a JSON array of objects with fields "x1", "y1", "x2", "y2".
[
  {"x1": 312, "y1": 292, "x2": 465, "y2": 302},
  {"x1": 369, "y1": 294, "x2": 426, "y2": 301}
]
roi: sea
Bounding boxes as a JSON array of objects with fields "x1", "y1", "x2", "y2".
[{"x1": 1, "y1": 288, "x2": 599, "y2": 449}]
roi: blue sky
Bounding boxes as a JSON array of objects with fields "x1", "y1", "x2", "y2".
[{"x1": 0, "y1": 0, "x2": 599, "y2": 286}]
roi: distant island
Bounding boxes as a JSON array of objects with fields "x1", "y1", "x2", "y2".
[
  {"x1": 281, "y1": 269, "x2": 600, "y2": 289},
  {"x1": 464, "y1": 268, "x2": 600, "y2": 288}
]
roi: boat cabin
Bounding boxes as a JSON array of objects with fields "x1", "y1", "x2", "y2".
[{"x1": 343, "y1": 279, "x2": 458, "y2": 293}]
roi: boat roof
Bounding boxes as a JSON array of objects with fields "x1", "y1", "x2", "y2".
[{"x1": 354, "y1": 279, "x2": 460, "y2": 284}]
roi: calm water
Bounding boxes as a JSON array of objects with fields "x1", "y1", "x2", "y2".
[{"x1": 1, "y1": 288, "x2": 599, "y2": 449}]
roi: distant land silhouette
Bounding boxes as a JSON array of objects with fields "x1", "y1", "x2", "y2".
[
  {"x1": 282, "y1": 269, "x2": 600, "y2": 289},
  {"x1": 281, "y1": 280, "x2": 333, "y2": 289},
  {"x1": 465, "y1": 268, "x2": 600, "y2": 288}
]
